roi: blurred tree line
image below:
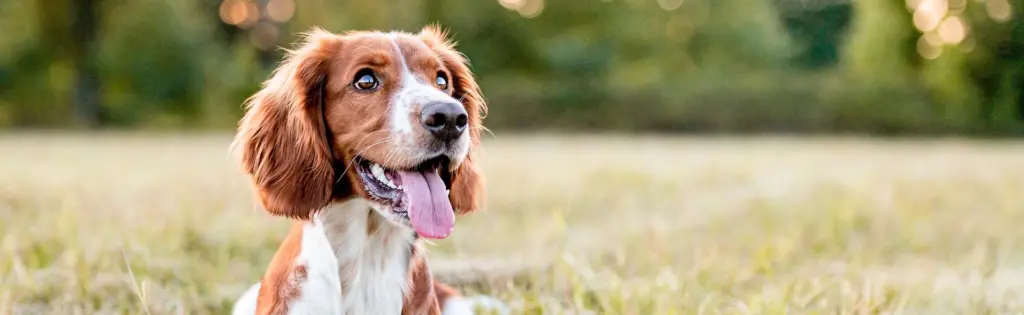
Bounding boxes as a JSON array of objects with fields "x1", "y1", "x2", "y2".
[{"x1": 0, "y1": 0, "x2": 1022, "y2": 135}]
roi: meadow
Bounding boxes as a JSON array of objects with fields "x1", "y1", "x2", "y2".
[{"x1": 2, "y1": 133, "x2": 1024, "y2": 314}]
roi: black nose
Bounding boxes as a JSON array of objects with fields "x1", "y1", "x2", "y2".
[{"x1": 420, "y1": 102, "x2": 468, "y2": 141}]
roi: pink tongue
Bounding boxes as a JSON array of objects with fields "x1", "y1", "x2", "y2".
[{"x1": 398, "y1": 170, "x2": 455, "y2": 239}]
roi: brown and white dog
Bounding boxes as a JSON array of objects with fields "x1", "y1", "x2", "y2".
[{"x1": 229, "y1": 26, "x2": 493, "y2": 315}]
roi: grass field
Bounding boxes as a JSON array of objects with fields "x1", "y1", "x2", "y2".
[{"x1": 2, "y1": 133, "x2": 1024, "y2": 314}]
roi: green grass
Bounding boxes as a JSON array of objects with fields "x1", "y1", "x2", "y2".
[{"x1": 2, "y1": 133, "x2": 1024, "y2": 314}]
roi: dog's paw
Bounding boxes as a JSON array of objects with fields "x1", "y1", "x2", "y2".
[{"x1": 442, "y1": 295, "x2": 511, "y2": 315}]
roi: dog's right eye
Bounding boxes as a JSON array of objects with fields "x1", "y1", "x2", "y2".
[{"x1": 353, "y1": 69, "x2": 379, "y2": 91}]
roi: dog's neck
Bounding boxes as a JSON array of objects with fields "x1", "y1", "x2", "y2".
[{"x1": 313, "y1": 199, "x2": 417, "y2": 314}]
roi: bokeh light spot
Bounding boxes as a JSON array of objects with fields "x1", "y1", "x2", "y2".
[
  {"x1": 266, "y1": 0, "x2": 295, "y2": 23},
  {"x1": 986, "y1": 0, "x2": 1013, "y2": 22},
  {"x1": 912, "y1": 0, "x2": 949, "y2": 32},
  {"x1": 917, "y1": 35, "x2": 943, "y2": 59},
  {"x1": 924, "y1": 31, "x2": 944, "y2": 46},
  {"x1": 219, "y1": 0, "x2": 248, "y2": 26},
  {"x1": 242, "y1": 2, "x2": 259, "y2": 28},
  {"x1": 518, "y1": 0, "x2": 544, "y2": 18},
  {"x1": 913, "y1": 10, "x2": 942, "y2": 32},
  {"x1": 938, "y1": 16, "x2": 966, "y2": 45},
  {"x1": 906, "y1": 0, "x2": 922, "y2": 11},
  {"x1": 250, "y1": 21, "x2": 280, "y2": 50},
  {"x1": 657, "y1": 0, "x2": 684, "y2": 11},
  {"x1": 499, "y1": 0, "x2": 524, "y2": 10},
  {"x1": 949, "y1": 0, "x2": 967, "y2": 12}
]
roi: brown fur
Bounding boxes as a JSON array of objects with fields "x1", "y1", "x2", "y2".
[
  {"x1": 402, "y1": 263, "x2": 463, "y2": 315},
  {"x1": 255, "y1": 222, "x2": 306, "y2": 314},
  {"x1": 232, "y1": 30, "x2": 342, "y2": 219},
  {"x1": 432, "y1": 282, "x2": 461, "y2": 310},
  {"x1": 403, "y1": 246, "x2": 441, "y2": 315}
]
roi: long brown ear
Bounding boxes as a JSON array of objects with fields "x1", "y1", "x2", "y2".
[
  {"x1": 419, "y1": 25, "x2": 487, "y2": 215},
  {"x1": 232, "y1": 28, "x2": 342, "y2": 219},
  {"x1": 449, "y1": 154, "x2": 484, "y2": 215}
]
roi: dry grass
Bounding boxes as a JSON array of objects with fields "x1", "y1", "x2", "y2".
[{"x1": 2, "y1": 133, "x2": 1024, "y2": 314}]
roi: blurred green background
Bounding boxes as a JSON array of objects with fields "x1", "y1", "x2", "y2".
[{"x1": 1, "y1": 0, "x2": 1022, "y2": 135}]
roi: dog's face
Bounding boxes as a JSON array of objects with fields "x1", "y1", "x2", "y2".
[{"x1": 232, "y1": 26, "x2": 486, "y2": 239}]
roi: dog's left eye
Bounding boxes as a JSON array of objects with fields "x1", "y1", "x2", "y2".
[
  {"x1": 353, "y1": 69, "x2": 379, "y2": 91},
  {"x1": 435, "y1": 72, "x2": 448, "y2": 90}
]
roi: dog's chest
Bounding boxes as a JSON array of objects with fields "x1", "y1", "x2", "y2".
[
  {"x1": 318, "y1": 204, "x2": 415, "y2": 315},
  {"x1": 338, "y1": 237, "x2": 410, "y2": 315}
]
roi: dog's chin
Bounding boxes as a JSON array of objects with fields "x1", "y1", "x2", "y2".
[{"x1": 367, "y1": 202, "x2": 414, "y2": 229}]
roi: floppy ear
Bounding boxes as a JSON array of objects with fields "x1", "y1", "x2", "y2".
[
  {"x1": 419, "y1": 25, "x2": 487, "y2": 215},
  {"x1": 232, "y1": 28, "x2": 343, "y2": 219},
  {"x1": 449, "y1": 153, "x2": 484, "y2": 215}
]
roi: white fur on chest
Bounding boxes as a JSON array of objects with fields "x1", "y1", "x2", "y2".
[
  {"x1": 287, "y1": 216, "x2": 343, "y2": 314},
  {"x1": 231, "y1": 199, "x2": 417, "y2": 315},
  {"x1": 317, "y1": 199, "x2": 416, "y2": 315}
]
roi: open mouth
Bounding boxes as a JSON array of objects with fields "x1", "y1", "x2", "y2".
[{"x1": 354, "y1": 155, "x2": 454, "y2": 239}]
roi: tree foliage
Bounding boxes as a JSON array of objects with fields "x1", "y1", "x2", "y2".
[{"x1": 0, "y1": 0, "x2": 1021, "y2": 135}]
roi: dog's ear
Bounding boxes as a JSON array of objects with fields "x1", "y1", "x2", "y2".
[
  {"x1": 448, "y1": 154, "x2": 484, "y2": 215},
  {"x1": 419, "y1": 25, "x2": 487, "y2": 215},
  {"x1": 232, "y1": 28, "x2": 342, "y2": 219}
]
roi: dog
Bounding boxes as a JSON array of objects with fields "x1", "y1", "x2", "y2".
[{"x1": 229, "y1": 25, "x2": 491, "y2": 315}]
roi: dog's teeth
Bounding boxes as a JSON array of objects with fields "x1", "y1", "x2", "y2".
[
  {"x1": 370, "y1": 164, "x2": 392, "y2": 187},
  {"x1": 446, "y1": 189, "x2": 450, "y2": 196}
]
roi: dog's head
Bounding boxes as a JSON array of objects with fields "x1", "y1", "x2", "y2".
[{"x1": 232, "y1": 26, "x2": 486, "y2": 239}]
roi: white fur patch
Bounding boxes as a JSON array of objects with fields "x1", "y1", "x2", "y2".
[
  {"x1": 320, "y1": 199, "x2": 416, "y2": 314},
  {"x1": 229, "y1": 217, "x2": 343, "y2": 315},
  {"x1": 287, "y1": 217, "x2": 344, "y2": 314},
  {"x1": 231, "y1": 283, "x2": 260, "y2": 315},
  {"x1": 388, "y1": 33, "x2": 418, "y2": 137},
  {"x1": 386, "y1": 33, "x2": 471, "y2": 164},
  {"x1": 455, "y1": 295, "x2": 512, "y2": 315},
  {"x1": 441, "y1": 296, "x2": 475, "y2": 315}
]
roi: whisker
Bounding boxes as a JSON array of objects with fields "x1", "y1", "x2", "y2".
[
  {"x1": 451, "y1": 94, "x2": 494, "y2": 140},
  {"x1": 370, "y1": 102, "x2": 404, "y2": 168},
  {"x1": 390, "y1": 145, "x2": 416, "y2": 170},
  {"x1": 381, "y1": 144, "x2": 408, "y2": 171},
  {"x1": 350, "y1": 130, "x2": 390, "y2": 152},
  {"x1": 468, "y1": 126, "x2": 497, "y2": 140},
  {"x1": 379, "y1": 147, "x2": 397, "y2": 169},
  {"x1": 336, "y1": 137, "x2": 392, "y2": 183}
]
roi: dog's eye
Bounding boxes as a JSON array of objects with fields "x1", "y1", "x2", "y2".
[
  {"x1": 435, "y1": 72, "x2": 448, "y2": 90},
  {"x1": 353, "y1": 69, "x2": 379, "y2": 91}
]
